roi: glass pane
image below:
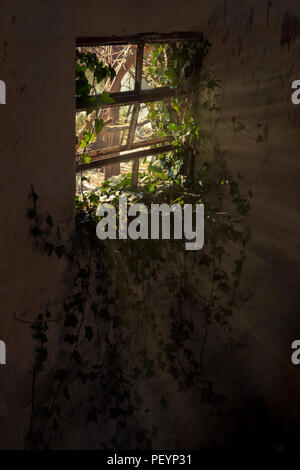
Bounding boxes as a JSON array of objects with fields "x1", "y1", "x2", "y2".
[
  {"x1": 142, "y1": 43, "x2": 169, "y2": 90},
  {"x1": 133, "y1": 100, "x2": 172, "y2": 143},
  {"x1": 78, "y1": 44, "x2": 137, "y2": 93},
  {"x1": 76, "y1": 156, "x2": 150, "y2": 196},
  {"x1": 80, "y1": 105, "x2": 134, "y2": 153},
  {"x1": 76, "y1": 168, "x2": 104, "y2": 194}
]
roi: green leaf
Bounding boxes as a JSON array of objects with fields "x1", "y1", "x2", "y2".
[
  {"x1": 85, "y1": 96, "x2": 98, "y2": 115},
  {"x1": 82, "y1": 152, "x2": 91, "y2": 164},
  {"x1": 99, "y1": 92, "x2": 115, "y2": 105},
  {"x1": 168, "y1": 122, "x2": 178, "y2": 132},
  {"x1": 165, "y1": 69, "x2": 176, "y2": 82},
  {"x1": 95, "y1": 118, "x2": 104, "y2": 134}
]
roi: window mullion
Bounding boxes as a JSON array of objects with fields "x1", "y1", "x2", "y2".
[
  {"x1": 77, "y1": 144, "x2": 174, "y2": 171},
  {"x1": 129, "y1": 42, "x2": 144, "y2": 187}
]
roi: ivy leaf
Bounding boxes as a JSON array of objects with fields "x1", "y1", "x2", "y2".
[
  {"x1": 64, "y1": 334, "x2": 78, "y2": 345},
  {"x1": 91, "y1": 302, "x2": 98, "y2": 315},
  {"x1": 160, "y1": 395, "x2": 169, "y2": 410},
  {"x1": 31, "y1": 226, "x2": 42, "y2": 237},
  {"x1": 27, "y1": 209, "x2": 36, "y2": 219},
  {"x1": 94, "y1": 65, "x2": 109, "y2": 83},
  {"x1": 46, "y1": 214, "x2": 53, "y2": 227},
  {"x1": 64, "y1": 313, "x2": 78, "y2": 328},
  {"x1": 109, "y1": 65, "x2": 116, "y2": 79},
  {"x1": 85, "y1": 96, "x2": 98, "y2": 115},
  {"x1": 165, "y1": 69, "x2": 176, "y2": 82},
  {"x1": 63, "y1": 302, "x2": 70, "y2": 313},
  {"x1": 85, "y1": 326, "x2": 93, "y2": 341},
  {"x1": 73, "y1": 350, "x2": 82, "y2": 365},
  {"x1": 168, "y1": 122, "x2": 178, "y2": 132},
  {"x1": 44, "y1": 241, "x2": 54, "y2": 256},
  {"x1": 53, "y1": 368, "x2": 67, "y2": 382},
  {"x1": 99, "y1": 92, "x2": 115, "y2": 105},
  {"x1": 55, "y1": 245, "x2": 66, "y2": 258},
  {"x1": 82, "y1": 152, "x2": 91, "y2": 164},
  {"x1": 31, "y1": 187, "x2": 39, "y2": 203}
]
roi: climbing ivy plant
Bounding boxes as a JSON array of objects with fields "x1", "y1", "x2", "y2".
[
  {"x1": 76, "y1": 49, "x2": 115, "y2": 178},
  {"x1": 17, "y1": 38, "x2": 258, "y2": 450}
]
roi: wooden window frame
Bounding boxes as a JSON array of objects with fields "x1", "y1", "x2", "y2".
[{"x1": 76, "y1": 32, "x2": 202, "y2": 182}]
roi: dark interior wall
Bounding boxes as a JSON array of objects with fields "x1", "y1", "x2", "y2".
[
  {"x1": 0, "y1": 0, "x2": 299, "y2": 449},
  {"x1": 0, "y1": 1, "x2": 76, "y2": 449},
  {"x1": 206, "y1": 0, "x2": 300, "y2": 426}
]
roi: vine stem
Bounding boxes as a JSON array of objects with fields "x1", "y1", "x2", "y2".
[{"x1": 40, "y1": 248, "x2": 93, "y2": 445}]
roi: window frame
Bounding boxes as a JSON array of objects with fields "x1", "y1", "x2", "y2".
[{"x1": 76, "y1": 32, "x2": 203, "y2": 184}]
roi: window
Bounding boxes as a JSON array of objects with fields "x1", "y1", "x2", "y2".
[{"x1": 75, "y1": 32, "x2": 203, "y2": 190}]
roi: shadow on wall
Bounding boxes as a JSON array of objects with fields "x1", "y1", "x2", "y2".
[{"x1": 207, "y1": 394, "x2": 300, "y2": 450}]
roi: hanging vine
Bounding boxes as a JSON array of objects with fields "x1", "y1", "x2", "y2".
[{"x1": 15, "y1": 37, "x2": 261, "y2": 450}]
